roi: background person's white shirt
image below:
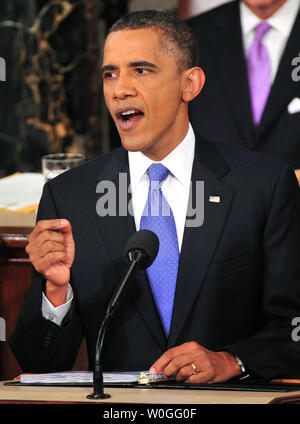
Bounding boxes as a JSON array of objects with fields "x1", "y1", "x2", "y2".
[
  {"x1": 42, "y1": 124, "x2": 196, "y2": 325},
  {"x1": 240, "y1": 0, "x2": 300, "y2": 83}
]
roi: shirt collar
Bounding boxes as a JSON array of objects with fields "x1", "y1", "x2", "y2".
[
  {"x1": 240, "y1": 0, "x2": 300, "y2": 38},
  {"x1": 128, "y1": 123, "x2": 195, "y2": 191}
]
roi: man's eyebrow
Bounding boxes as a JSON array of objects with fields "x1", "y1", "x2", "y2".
[
  {"x1": 101, "y1": 65, "x2": 116, "y2": 74},
  {"x1": 102, "y1": 61, "x2": 158, "y2": 73},
  {"x1": 129, "y1": 61, "x2": 158, "y2": 69}
]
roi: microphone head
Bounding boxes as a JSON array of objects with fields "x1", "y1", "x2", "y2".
[{"x1": 124, "y1": 230, "x2": 159, "y2": 269}]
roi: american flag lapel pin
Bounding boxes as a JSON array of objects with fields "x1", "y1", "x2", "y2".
[{"x1": 209, "y1": 195, "x2": 221, "y2": 203}]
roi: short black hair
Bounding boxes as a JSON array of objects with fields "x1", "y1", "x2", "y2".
[{"x1": 108, "y1": 10, "x2": 199, "y2": 72}]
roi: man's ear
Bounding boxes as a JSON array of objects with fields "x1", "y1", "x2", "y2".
[{"x1": 181, "y1": 67, "x2": 205, "y2": 102}]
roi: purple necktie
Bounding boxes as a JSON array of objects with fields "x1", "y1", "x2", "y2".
[
  {"x1": 247, "y1": 22, "x2": 272, "y2": 125},
  {"x1": 140, "y1": 164, "x2": 179, "y2": 336}
]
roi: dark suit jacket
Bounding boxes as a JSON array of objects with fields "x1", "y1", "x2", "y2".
[
  {"x1": 188, "y1": 1, "x2": 300, "y2": 169},
  {"x1": 9, "y1": 135, "x2": 300, "y2": 379}
]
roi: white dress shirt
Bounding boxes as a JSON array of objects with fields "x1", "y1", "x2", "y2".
[
  {"x1": 129, "y1": 123, "x2": 195, "y2": 251},
  {"x1": 240, "y1": 0, "x2": 300, "y2": 83},
  {"x1": 42, "y1": 124, "x2": 196, "y2": 324},
  {"x1": 42, "y1": 283, "x2": 74, "y2": 326}
]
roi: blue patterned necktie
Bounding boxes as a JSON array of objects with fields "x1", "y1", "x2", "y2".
[{"x1": 140, "y1": 163, "x2": 179, "y2": 336}]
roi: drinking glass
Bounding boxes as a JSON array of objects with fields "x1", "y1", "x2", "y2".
[{"x1": 42, "y1": 153, "x2": 85, "y2": 181}]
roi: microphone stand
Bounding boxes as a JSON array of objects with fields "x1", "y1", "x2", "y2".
[{"x1": 87, "y1": 250, "x2": 145, "y2": 399}]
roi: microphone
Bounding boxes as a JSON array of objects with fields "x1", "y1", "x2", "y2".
[
  {"x1": 125, "y1": 229, "x2": 160, "y2": 268},
  {"x1": 108, "y1": 230, "x2": 159, "y2": 311},
  {"x1": 87, "y1": 230, "x2": 159, "y2": 399}
]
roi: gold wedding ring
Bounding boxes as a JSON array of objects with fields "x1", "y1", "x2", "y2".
[{"x1": 191, "y1": 363, "x2": 198, "y2": 375}]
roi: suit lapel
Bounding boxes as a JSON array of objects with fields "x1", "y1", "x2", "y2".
[
  {"x1": 130, "y1": 269, "x2": 168, "y2": 349},
  {"x1": 94, "y1": 147, "x2": 167, "y2": 350},
  {"x1": 167, "y1": 137, "x2": 235, "y2": 348},
  {"x1": 95, "y1": 147, "x2": 135, "y2": 274},
  {"x1": 211, "y1": 1, "x2": 254, "y2": 148},
  {"x1": 256, "y1": 9, "x2": 300, "y2": 138}
]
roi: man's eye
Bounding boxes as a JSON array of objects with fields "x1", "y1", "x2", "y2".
[
  {"x1": 103, "y1": 72, "x2": 116, "y2": 79},
  {"x1": 135, "y1": 68, "x2": 148, "y2": 75}
]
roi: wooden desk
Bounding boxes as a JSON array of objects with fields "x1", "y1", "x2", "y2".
[
  {"x1": 1, "y1": 381, "x2": 300, "y2": 404},
  {"x1": 0, "y1": 227, "x2": 88, "y2": 381}
]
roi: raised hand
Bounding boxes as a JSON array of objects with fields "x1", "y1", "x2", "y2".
[{"x1": 26, "y1": 219, "x2": 75, "y2": 306}]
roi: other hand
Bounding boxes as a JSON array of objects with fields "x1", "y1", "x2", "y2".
[{"x1": 150, "y1": 342, "x2": 241, "y2": 383}]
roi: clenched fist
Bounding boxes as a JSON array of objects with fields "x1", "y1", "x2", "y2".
[{"x1": 25, "y1": 219, "x2": 75, "y2": 306}]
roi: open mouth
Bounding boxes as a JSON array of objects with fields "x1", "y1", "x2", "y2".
[
  {"x1": 116, "y1": 109, "x2": 144, "y2": 128},
  {"x1": 118, "y1": 109, "x2": 144, "y2": 122}
]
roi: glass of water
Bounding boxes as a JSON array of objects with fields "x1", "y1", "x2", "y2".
[{"x1": 42, "y1": 153, "x2": 85, "y2": 181}]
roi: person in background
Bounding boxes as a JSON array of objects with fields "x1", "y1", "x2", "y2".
[{"x1": 187, "y1": 0, "x2": 300, "y2": 183}]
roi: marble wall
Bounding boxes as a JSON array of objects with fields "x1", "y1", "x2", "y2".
[{"x1": 0, "y1": 0, "x2": 129, "y2": 175}]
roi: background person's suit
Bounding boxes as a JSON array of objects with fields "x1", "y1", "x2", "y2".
[
  {"x1": 188, "y1": 1, "x2": 300, "y2": 169},
  {"x1": 9, "y1": 134, "x2": 300, "y2": 379}
]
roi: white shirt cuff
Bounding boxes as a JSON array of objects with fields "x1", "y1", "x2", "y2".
[{"x1": 42, "y1": 284, "x2": 74, "y2": 326}]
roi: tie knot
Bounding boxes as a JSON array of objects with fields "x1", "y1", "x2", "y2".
[
  {"x1": 254, "y1": 21, "x2": 271, "y2": 41},
  {"x1": 148, "y1": 163, "x2": 170, "y2": 184}
]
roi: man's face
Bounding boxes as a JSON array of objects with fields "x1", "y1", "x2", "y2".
[
  {"x1": 242, "y1": 0, "x2": 287, "y2": 18},
  {"x1": 102, "y1": 29, "x2": 190, "y2": 160}
]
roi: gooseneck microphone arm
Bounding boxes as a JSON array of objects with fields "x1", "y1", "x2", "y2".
[
  {"x1": 87, "y1": 230, "x2": 159, "y2": 400},
  {"x1": 87, "y1": 250, "x2": 146, "y2": 400}
]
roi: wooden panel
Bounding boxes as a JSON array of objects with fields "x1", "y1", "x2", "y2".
[
  {"x1": 0, "y1": 227, "x2": 88, "y2": 380},
  {"x1": 0, "y1": 227, "x2": 32, "y2": 380}
]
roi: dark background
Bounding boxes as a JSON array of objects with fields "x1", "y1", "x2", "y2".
[{"x1": 0, "y1": 0, "x2": 130, "y2": 176}]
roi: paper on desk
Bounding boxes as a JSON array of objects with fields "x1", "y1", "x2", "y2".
[
  {"x1": 0, "y1": 173, "x2": 45, "y2": 212},
  {"x1": 20, "y1": 371, "x2": 144, "y2": 384}
]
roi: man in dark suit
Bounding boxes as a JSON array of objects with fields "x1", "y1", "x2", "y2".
[
  {"x1": 187, "y1": 0, "x2": 300, "y2": 182},
  {"x1": 9, "y1": 10, "x2": 300, "y2": 383}
]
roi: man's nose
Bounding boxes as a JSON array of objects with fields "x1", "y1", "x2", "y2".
[{"x1": 113, "y1": 74, "x2": 137, "y2": 99}]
